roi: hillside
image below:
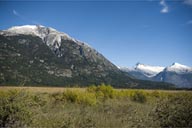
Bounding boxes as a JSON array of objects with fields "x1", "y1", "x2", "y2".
[{"x1": 0, "y1": 25, "x2": 174, "y2": 89}]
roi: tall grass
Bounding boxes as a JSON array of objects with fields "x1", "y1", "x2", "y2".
[
  {"x1": 0, "y1": 90, "x2": 34, "y2": 127},
  {"x1": 0, "y1": 85, "x2": 191, "y2": 127}
]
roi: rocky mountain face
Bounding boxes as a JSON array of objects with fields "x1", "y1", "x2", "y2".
[
  {"x1": 120, "y1": 63, "x2": 192, "y2": 88},
  {"x1": 0, "y1": 25, "x2": 174, "y2": 88}
]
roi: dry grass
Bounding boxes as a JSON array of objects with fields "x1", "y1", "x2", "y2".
[
  {"x1": 0, "y1": 86, "x2": 86, "y2": 93},
  {"x1": 0, "y1": 86, "x2": 189, "y2": 93},
  {"x1": 0, "y1": 85, "x2": 192, "y2": 127}
]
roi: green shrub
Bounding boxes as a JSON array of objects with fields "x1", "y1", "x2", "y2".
[
  {"x1": 0, "y1": 90, "x2": 34, "y2": 127},
  {"x1": 130, "y1": 91, "x2": 147, "y2": 103},
  {"x1": 51, "y1": 92, "x2": 64, "y2": 102},
  {"x1": 78, "y1": 92, "x2": 97, "y2": 106},
  {"x1": 32, "y1": 93, "x2": 49, "y2": 106},
  {"x1": 63, "y1": 90, "x2": 79, "y2": 103},
  {"x1": 87, "y1": 85, "x2": 97, "y2": 93},
  {"x1": 149, "y1": 90, "x2": 161, "y2": 98},
  {"x1": 153, "y1": 93, "x2": 192, "y2": 127},
  {"x1": 87, "y1": 84, "x2": 115, "y2": 99},
  {"x1": 52, "y1": 90, "x2": 97, "y2": 106}
]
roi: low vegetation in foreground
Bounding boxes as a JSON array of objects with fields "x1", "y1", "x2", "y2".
[{"x1": 0, "y1": 85, "x2": 192, "y2": 127}]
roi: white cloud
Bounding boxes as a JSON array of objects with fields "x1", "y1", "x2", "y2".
[
  {"x1": 13, "y1": 9, "x2": 26, "y2": 21},
  {"x1": 13, "y1": 10, "x2": 20, "y2": 16},
  {"x1": 184, "y1": 0, "x2": 192, "y2": 6},
  {"x1": 160, "y1": 0, "x2": 169, "y2": 13},
  {"x1": 187, "y1": 20, "x2": 192, "y2": 24}
]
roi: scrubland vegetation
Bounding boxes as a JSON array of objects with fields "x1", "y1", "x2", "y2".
[{"x1": 0, "y1": 84, "x2": 192, "y2": 127}]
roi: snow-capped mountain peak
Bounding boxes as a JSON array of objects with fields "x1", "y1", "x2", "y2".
[
  {"x1": 6, "y1": 25, "x2": 73, "y2": 41},
  {"x1": 119, "y1": 63, "x2": 192, "y2": 88},
  {"x1": 165, "y1": 62, "x2": 192, "y2": 73},
  {"x1": 119, "y1": 63, "x2": 165, "y2": 77},
  {"x1": 1, "y1": 25, "x2": 96, "y2": 58},
  {"x1": 1, "y1": 25, "x2": 85, "y2": 57},
  {"x1": 135, "y1": 63, "x2": 165, "y2": 77},
  {"x1": 7, "y1": 25, "x2": 44, "y2": 36},
  {"x1": 171, "y1": 62, "x2": 189, "y2": 68}
]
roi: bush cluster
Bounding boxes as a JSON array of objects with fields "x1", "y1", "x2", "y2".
[
  {"x1": 87, "y1": 84, "x2": 115, "y2": 99},
  {"x1": 0, "y1": 90, "x2": 34, "y2": 127},
  {"x1": 52, "y1": 90, "x2": 97, "y2": 105},
  {"x1": 153, "y1": 93, "x2": 192, "y2": 127},
  {"x1": 130, "y1": 91, "x2": 147, "y2": 103},
  {"x1": 0, "y1": 87, "x2": 192, "y2": 127}
]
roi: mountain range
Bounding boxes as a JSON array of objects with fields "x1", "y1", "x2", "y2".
[
  {"x1": 120, "y1": 63, "x2": 192, "y2": 88},
  {"x1": 0, "y1": 25, "x2": 174, "y2": 89}
]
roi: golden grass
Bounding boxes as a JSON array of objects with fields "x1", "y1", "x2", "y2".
[
  {"x1": 0, "y1": 85, "x2": 191, "y2": 127},
  {"x1": 0, "y1": 86, "x2": 190, "y2": 94},
  {"x1": 0, "y1": 86, "x2": 86, "y2": 93}
]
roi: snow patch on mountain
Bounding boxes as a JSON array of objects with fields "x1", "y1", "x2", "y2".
[
  {"x1": 7, "y1": 25, "x2": 40, "y2": 36},
  {"x1": 119, "y1": 63, "x2": 165, "y2": 77},
  {"x1": 120, "y1": 63, "x2": 192, "y2": 88},
  {"x1": 6, "y1": 25, "x2": 73, "y2": 41},
  {"x1": 134, "y1": 63, "x2": 165, "y2": 77},
  {"x1": 1, "y1": 25, "x2": 93, "y2": 57},
  {"x1": 165, "y1": 62, "x2": 192, "y2": 74},
  {"x1": 120, "y1": 62, "x2": 192, "y2": 78}
]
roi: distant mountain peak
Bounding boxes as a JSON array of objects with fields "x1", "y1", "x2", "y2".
[
  {"x1": 136, "y1": 62, "x2": 141, "y2": 65},
  {"x1": 166, "y1": 62, "x2": 192, "y2": 73},
  {"x1": 135, "y1": 63, "x2": 164, "y2": 77},
  {"x1": 120, "y1": 62, "x2": 192, "y2": 88},
  {"x1": 118, "y1": 63, "x2": 165, "y2": 78},
  {"x1": 135, "y1": 62, "x2": 145, "y2": 66},
  {"x1": 171, "y1": 62, "x2": 187, "y2": 67}
]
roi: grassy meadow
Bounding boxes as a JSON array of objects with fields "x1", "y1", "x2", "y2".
[{"x1": 0, "y1": 85, "x2": 192, "y2": 127}]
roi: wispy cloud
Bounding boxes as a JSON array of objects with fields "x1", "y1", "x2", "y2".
[
  {"x1": 160, "y1": 0, "x2": 169, "y2": 13},
  {"x1": 186, "y1": 20, "x2": 192, "y2": 25},
  {"x1": 13, "y1": 9, "x2": 26, "y2": 20},
  {"x1": 184, "y1": 0, "x2": 192, "y2": 6},
  {"x1": 181, "y1": 20, "x2": 192, "y2": 26},
  {"x1": 13, "y1": 10, "x2": 19, "y2": 16},
  {"x1": 12, "y1": 9, "x2": 40, "y2": 25}
]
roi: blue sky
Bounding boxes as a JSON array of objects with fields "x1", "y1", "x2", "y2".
[{"x1": 0, "y1": 0, "x2": 192, "y2": 67}]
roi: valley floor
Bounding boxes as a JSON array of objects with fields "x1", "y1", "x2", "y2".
[{"x1": 0, "y1": 85, "x2": 192, "y2": 127}]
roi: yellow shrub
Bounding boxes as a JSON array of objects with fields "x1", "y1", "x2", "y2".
[{"x1": 130, "y1": 91, "x2": 147, "y2": 103}]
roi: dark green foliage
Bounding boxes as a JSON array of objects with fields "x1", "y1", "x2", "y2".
[
  {"x1": 0, "y1": 90, "x2": 34, "y2": 127},
  {"x1": 153, "y1": 93, "x2": 192, "y2": 127}
]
